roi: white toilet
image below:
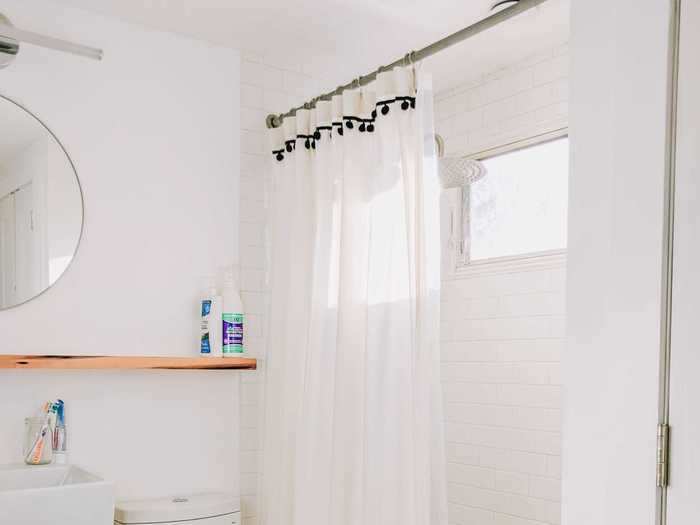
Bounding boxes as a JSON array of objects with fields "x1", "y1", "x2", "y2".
[{"x1": 114, "y1": 492, "x2": 240, "y2": 525}]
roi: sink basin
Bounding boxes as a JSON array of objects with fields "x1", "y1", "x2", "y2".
[{"x1": 0, "y1": 464, "x2": 114, "y2": 524}]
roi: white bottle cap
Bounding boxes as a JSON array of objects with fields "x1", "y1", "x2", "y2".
[{"x1": 223, "y1": 265, "x2": 240, "y2": 287}]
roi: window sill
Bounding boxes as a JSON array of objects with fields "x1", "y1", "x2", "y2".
[{"x1": 446, "y1": 249, "x2": 566, "y2": 280}]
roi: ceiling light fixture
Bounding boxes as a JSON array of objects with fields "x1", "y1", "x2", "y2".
[{"x1": 0, "y1": 12, "x2": 103, "y2": 66}]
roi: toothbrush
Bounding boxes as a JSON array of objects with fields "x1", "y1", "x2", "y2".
[
  {"x1": 26, "y1": 425, "x2": 49, "y2": 464},
  {"x1": 24, "y1": 402, "x2": 52, "y2": 465},
  {"x1": 53, "y1": 400, "x2": 66, "y2": 457}
]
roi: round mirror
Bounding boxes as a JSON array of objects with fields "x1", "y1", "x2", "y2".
[{"x1": 0, "y1": 95, "x2": 83, "y2": 309}]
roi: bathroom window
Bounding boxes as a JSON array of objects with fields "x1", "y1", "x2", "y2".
[{"x1": 464, "y1": 136, "x2": 569, "y2": 263}]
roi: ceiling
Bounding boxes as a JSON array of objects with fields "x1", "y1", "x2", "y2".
[
  {"x1": 49, "y1": 0, "x2": 568, "y2": 94},
  {"x1": 422, "y1": 0, "x2": 569, "y2": 92}
]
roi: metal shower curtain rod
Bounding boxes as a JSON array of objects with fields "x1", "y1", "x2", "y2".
[{"x1": 266, "y1": 0, "x2": 549, "y2": 129}]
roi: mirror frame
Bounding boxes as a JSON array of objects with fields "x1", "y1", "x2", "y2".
[{"x1": 0, "y1": 93, "x2": 85, "y2": 310}]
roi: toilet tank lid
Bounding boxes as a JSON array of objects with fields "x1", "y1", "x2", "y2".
[{"x1": 114, "y1": 492, "x2": 240, "y2": 524}]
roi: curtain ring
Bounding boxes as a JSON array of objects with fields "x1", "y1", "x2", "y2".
[
  {"x1": 403, "y1": 51, "x2": 418, "y2": 93},
  {"x1": 352, "y1": 77, "x2": 361, "y2": 89},
  {"x1": 404, "y1": 50, "x2": 416, "y2": 66}
]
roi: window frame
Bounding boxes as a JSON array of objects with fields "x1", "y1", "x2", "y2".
[{"x1": 455, "y1": 127, "x2": 569, "y2": 270}]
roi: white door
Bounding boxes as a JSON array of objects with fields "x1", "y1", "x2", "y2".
[
  {"x1": 665, "y1": 1, "x2": 700, "y2": 521},
  {"x1": 13, "y1": 183, "x2": 38, "y2": 305},
  {"x1": 0, "y1": 192, "x2": 16, "y2": 308}
]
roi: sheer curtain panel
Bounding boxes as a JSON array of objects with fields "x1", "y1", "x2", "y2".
[{"x1": 262, "y1": 67, "x2": 447, "y2": 525}]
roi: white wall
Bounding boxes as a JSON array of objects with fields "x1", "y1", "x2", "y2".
[
  {"x1": 0, "y1": 139, "x2": 47, "y2": 198},
  {"x1": 46, "y1": 139, "x2": 82, "y2": 278},
  {"x1": 666, "y1": 1, "x2": 700, "y2": 521},
  {"x1": 435, "y1": 46, "x2": 568, "y2": 525},
  {"x1": 0, "y1": 0, "x2": 242, "y2": 502},
  {"x1": 564, "y1": 1, "x2": 669, "y2": 524}
]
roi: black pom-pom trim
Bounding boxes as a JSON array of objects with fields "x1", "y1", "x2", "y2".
[{"x1": 274, "y1": 98, "x2": 416, "y2": 162}]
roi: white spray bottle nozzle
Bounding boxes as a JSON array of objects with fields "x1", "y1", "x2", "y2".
[{"x1": 201, "y1": 275, "x2": 219, "y2": 295}]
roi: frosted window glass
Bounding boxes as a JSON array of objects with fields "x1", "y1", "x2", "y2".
[{"x1": 469, "y1": 137, "x2": 569, "y2": 261}]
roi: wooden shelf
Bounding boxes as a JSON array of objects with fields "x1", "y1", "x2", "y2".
[{"x1": 0, "y1": 355, "x2": 257, "y2": 370}]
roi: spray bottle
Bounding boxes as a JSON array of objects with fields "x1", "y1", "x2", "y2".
[{"x1": 222, "y1": 266, "x2": 244, "y2": 356}]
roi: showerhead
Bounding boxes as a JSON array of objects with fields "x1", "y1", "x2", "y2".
[{"x1": 439, "y1": 157, "x2": 487, "y2": 189}]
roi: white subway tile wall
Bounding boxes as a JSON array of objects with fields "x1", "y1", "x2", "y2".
[
  {"x1": 437, "y1": 45, "x2": 568, "y2": 525},
  {"x1": 238, "y1": 51, "x2": 327, "y2": 525},
  {"x1": 441, "y1": 265, "x2": 565, "y2": 525},
  {"x1": 435, "y1": 44, "x2": 568, "y2": 158}
]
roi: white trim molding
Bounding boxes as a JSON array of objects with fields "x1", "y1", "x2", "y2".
[
  {"x1": 445, "y1": 249, "x2": 566, "y2": 280},
  {"x1": 469, "y1": 127, "x2": 568, "y2": 161}
]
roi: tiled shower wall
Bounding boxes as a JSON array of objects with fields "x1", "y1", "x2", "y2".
[
  {"x1": 435, "y1": 45, "x2": 568, "y2": 157},
  {"x1": 239, "y1": 43, "x2": 568, "y2": 525},
  {"x1": 436, "y1": 44, "x2": 569, "y2": 525},
  {"x1": 441, "y1": 263, "x2": 565, "y2": 525},
  {"x1": 238, "y1": 52, "x2": 326, "y2": 525}
]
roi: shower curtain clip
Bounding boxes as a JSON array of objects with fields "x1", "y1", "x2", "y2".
[
  {"x1": 404, "y1": 51, "x2": 418, "y2": 94},
  {"x1": 403, "y1": 50, "x2": 417, "y2": 66}
]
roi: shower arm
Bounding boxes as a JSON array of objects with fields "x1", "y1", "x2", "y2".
[
  {"x1": 436, "y1": 134, "x2": 450, "y2": 159},
  {"x1": 0, "y1": 18, "x2": 103, "y2": 61}
]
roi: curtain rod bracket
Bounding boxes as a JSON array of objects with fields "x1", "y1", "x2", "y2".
[{"x1": 266, "y1": 114, "x2": 281, "y2": 129}]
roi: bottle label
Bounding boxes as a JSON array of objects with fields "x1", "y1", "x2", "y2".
[
  {"x1": 200, "y1": 333, "x2": 211, "y2": 354},
  {"x1": 223, "y1": 312, "x2": 244, "y2": 354},
  {"x1": 201, "y1": 300, "x2": 212, "y2": 317},
  {"x1": 200, "y1": 300, "x2": 212, "y2": 354}
]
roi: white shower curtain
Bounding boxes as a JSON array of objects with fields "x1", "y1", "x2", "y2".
[{"x1": 262, "y1": 67, "x2": 447, "y2": 525}]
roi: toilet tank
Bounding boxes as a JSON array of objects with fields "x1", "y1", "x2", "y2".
[{"x1": 114, "y1": 492, "x2": 240, "y2": 525}]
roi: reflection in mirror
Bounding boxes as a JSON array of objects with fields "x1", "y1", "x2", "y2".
[{"x1": 0, "y1": 96, "x2": 83, "y2": 309}]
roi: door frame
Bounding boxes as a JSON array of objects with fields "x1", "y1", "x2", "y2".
[{"x1": 656, "y1": 0, "x2": 682, "y2": 523}]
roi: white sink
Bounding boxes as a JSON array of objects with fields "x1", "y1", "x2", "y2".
[{"x1": 0, "y1": 464, "x2": 114, "y2": 525}]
